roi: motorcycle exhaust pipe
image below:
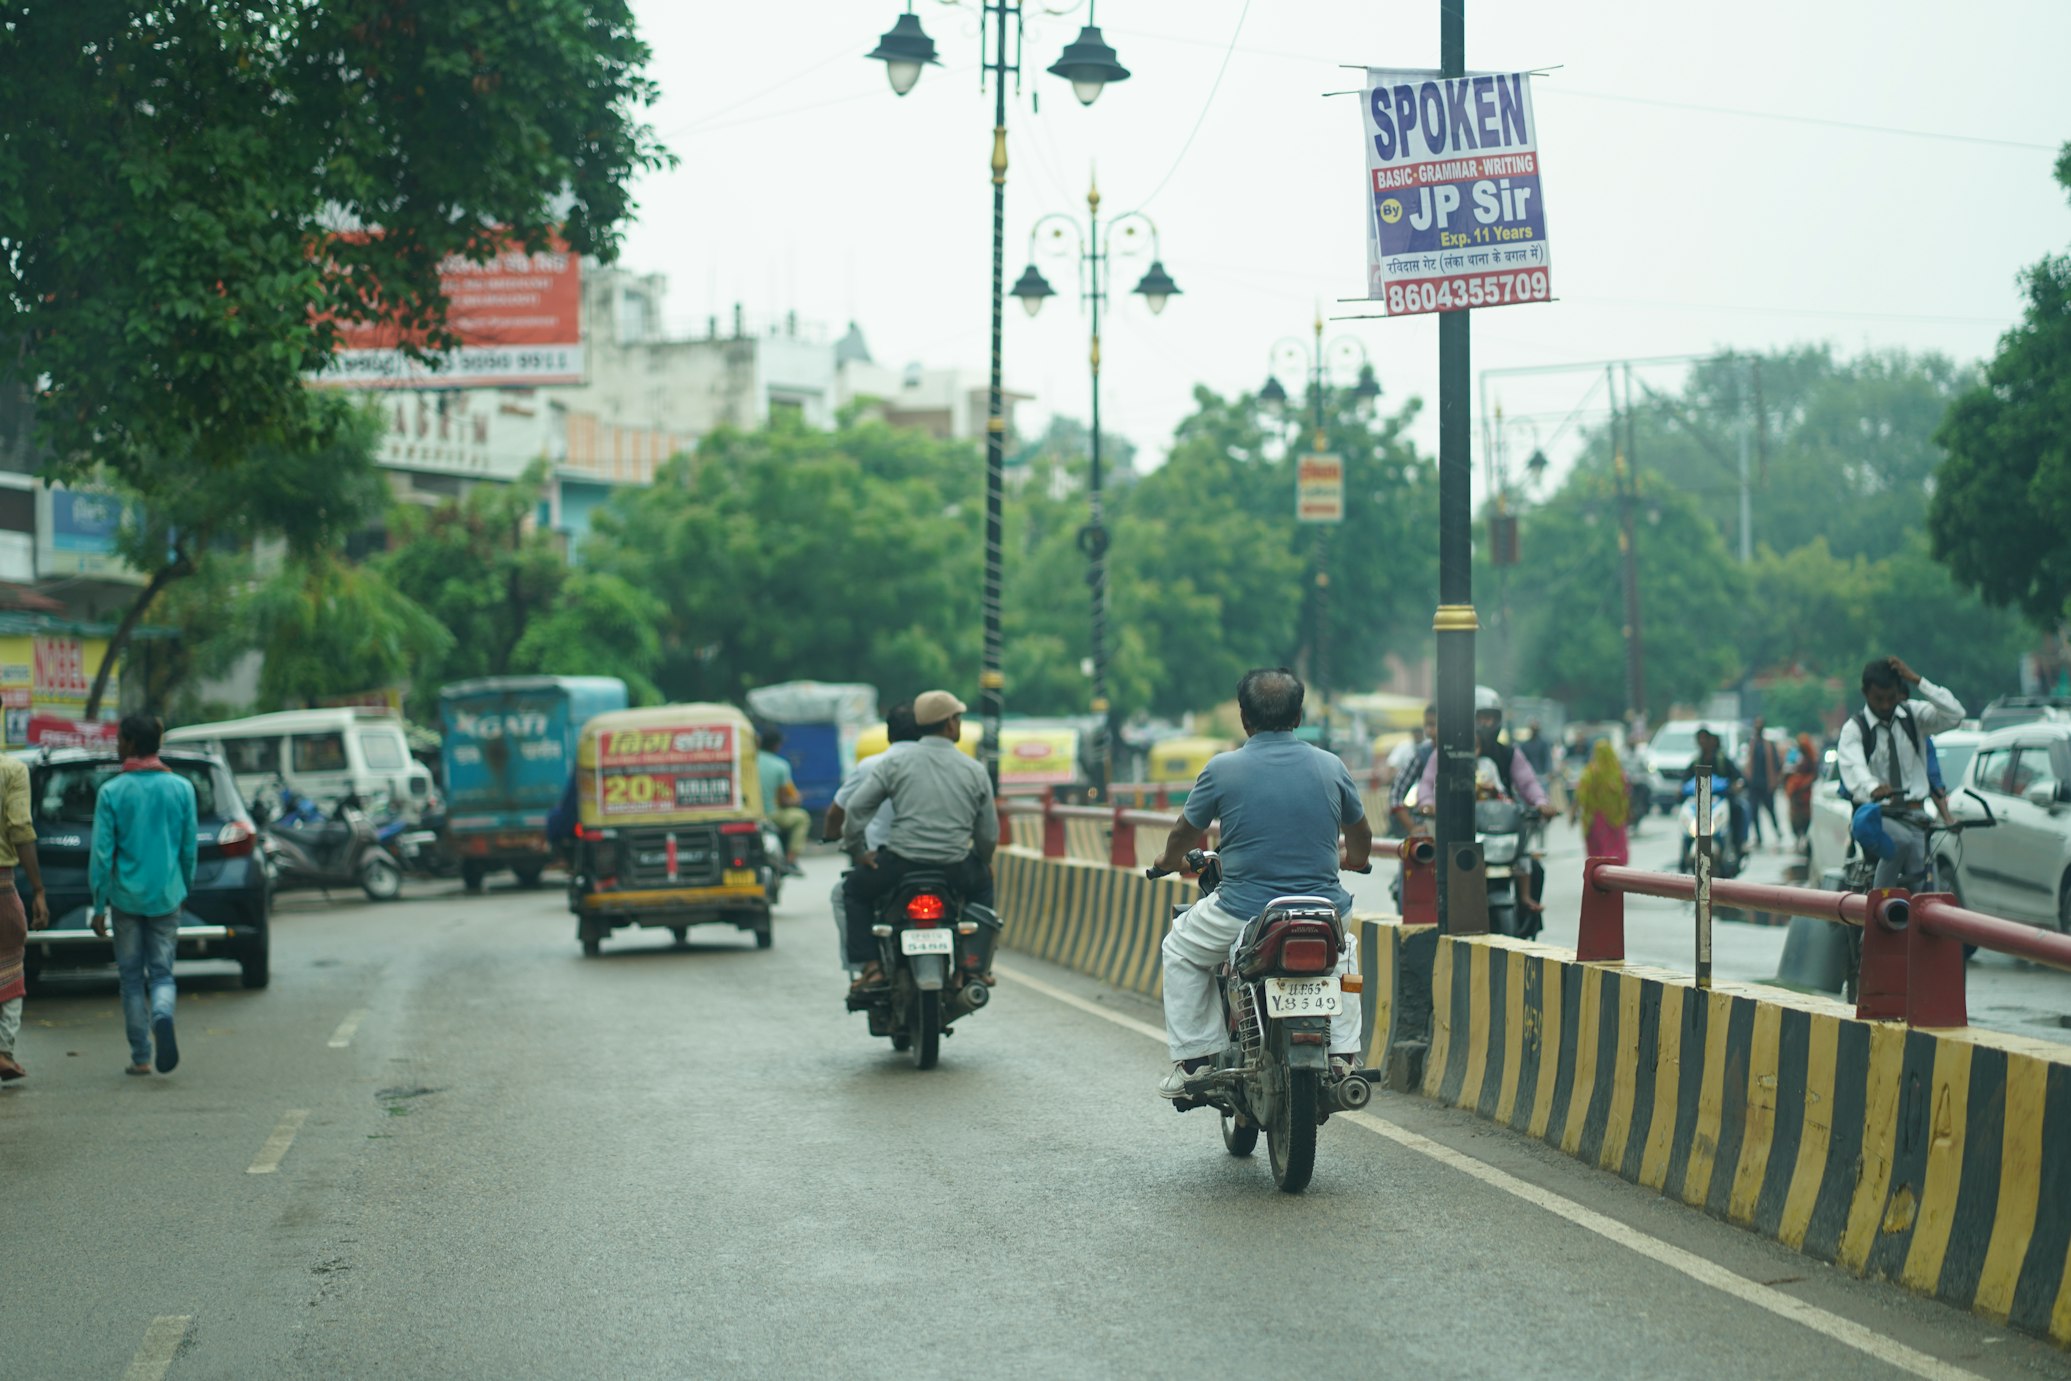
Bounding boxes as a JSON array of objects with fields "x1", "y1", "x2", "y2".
[
  {"x1": 1329, "y1": 1073, "x2": 1374, "y2": 1111},
  {"x1": 951, "y1": 978, "x2": 990, "y2": 1014}
]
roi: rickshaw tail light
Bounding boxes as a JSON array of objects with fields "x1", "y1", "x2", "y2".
[
  {"x1": 905, "y1": 894, "x2": 946, "y2": 923},
  {"x1": 718, "y1": 822, "x2": 759, "y2": 835},
  {"x1": 575, "y1": 824, "x2": 606, "y2": 841}
]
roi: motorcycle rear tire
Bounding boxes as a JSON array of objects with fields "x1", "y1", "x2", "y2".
[
  {"x1": 913, "y1": 989, "x2": 941, "y2": 1070},
  {"x1": 1221, "y1": 1110, "x2": 1259, "y2": 1158},
  {"x1": 1267, "y1": 1065, "x2": 1319, "y2": 1193},
  {"x1": 361, "y1": 855, "x2": 403, "y2": 902}
]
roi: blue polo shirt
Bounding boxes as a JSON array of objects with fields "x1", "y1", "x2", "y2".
[{"x1": 1183, "y1": 731, "x2": 1363, "y2": 921}]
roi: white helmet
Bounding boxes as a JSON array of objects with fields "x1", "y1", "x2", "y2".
[{"x1": 1473, "y1": 685, "x2": 1504, "y2": 716}]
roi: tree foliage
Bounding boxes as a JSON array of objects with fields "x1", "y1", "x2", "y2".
[
  {"x1": 0, "y1": 1, "x2": 667, "y2": 482},
  {"x1": 1930, "y1": 141, "x2": 2071, "y2": 626},
  {"x1": 240, "y1": 552, "x2": 453, "y2": 709}
]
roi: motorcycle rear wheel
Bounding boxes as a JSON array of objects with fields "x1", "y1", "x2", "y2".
[
  {"x1": 912, "y1": 989, "x2": 941, "y2": 1070},
  {"x1": 1266, "y1": 1063, "x2": 1319, "y2": 1193},
  {"x1": 1221, "y1": 1110, "x2": 1259, "y2": 1157},
  {"x1": 361, "y1": 855, "x2": 403, "y2": 902}
]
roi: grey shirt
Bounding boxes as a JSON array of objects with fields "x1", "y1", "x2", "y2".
[{"x1": 841, "y1": 735, "x2": 998, "y2": 862}]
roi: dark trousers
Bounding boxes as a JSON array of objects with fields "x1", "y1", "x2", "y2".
[
  {"x1": 1747, "y1": 784, "x2": 1779, "y2": 843},
  {"x1": 842, "y1": 851, "x2": 994, "y2": 965}
]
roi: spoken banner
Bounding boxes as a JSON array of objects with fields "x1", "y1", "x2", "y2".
[{"x1": 1360, "y1": 69, "x2": 1551, "y2": 317}]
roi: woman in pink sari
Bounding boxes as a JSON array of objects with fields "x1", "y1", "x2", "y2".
[{"x1": 1569, "y1": 739, "x2": 1631, "y2": 865}]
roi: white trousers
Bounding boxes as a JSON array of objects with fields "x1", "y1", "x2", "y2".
[{"x1": 1161, "y1": 893, "x2": 1361, "y2": 1063}]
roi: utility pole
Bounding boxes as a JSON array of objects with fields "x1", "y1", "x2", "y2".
[
  {"x1": 1617, "y1": 363, "x2": 1646, "y2": 727},
  {"x1": 1433, "y1": 0, "x2": 1481, "y2": 934}
]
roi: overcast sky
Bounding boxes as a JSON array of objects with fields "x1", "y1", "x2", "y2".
[{"x1": 617, "y1": 1, "x2": 2068, "y2": 492}]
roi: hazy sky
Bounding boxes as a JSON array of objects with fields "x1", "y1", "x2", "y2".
[{"x1": 617, "y1": 1, "x2": 2068, "y2": 491}]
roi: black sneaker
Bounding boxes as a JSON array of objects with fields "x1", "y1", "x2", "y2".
[{"x1": 153, "y1": 1016, "x2": 179, "y2": 1073}]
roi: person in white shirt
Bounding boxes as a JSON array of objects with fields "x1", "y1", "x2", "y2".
[
  {"x1": 821, "y1": 701, "x2": 920, "y2": 974},
  {"x1": 1835, "y1": 656, "x2": 1965, "y2": 889}
]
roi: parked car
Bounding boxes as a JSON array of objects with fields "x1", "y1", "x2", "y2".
[
  {"x1": 1978, "y1": 695, "x2": 2071, "y2": 734},
  {"x1": 15, "y1": 747, "x2": 272, "y2": 991},
  {"x1": 1641, "y1": 720, "x2": 1746, "y2": 814}
]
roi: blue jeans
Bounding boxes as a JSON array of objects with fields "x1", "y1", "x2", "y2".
[{"x1": 112, "y1": 911, "x2": 178, "y2": 1065}]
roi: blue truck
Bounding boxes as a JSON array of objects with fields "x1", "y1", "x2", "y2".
[
  {"x1": 439, "y1": 676, "x2": 628, "y2": 892},
  {"x1": 743, "y1": 681, "x2": 879, "y2": 823}
]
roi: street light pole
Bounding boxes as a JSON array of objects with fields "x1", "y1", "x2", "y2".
[
  {"x1": 1015, "y1": 176, "x2": 1179, "y2": 802},
  {"x1": 869, "y1": 2, "x2": 1133, "y2": 790}
]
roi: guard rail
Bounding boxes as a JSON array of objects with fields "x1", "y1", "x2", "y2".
[
  {"x1": 999, "y1": 791, "x2": 1183, "y2": 868},
  {"x1": 1576, "y1": 856, "x2": 2071, "y2": 1027}
]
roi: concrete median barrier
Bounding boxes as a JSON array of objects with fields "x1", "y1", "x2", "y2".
[{"x1": 1424, "y1": 933, "x2": 2071, "y2": 1345}]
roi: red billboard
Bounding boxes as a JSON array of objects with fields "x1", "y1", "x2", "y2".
[{"x1": 314, "y1": 237, "x2": 584, "y2": 390}]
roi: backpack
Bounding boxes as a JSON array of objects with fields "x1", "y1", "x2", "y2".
[{"x1": 1841, "y1": 707, "x2": 1921, "y2": 807}]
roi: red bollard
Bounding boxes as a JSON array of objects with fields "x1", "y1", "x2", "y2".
[
  {"x1": 1854, "y1": 888, "x2": 1915, "y2": 1022},
  {"x1": 1397, "y1": 836, "x2": 1438, "y2": 927},
  {"x1": 1860, "y1": 891, "x2": 1967, "y2": 1027},
  {"x1": 1109, "y1": 805, "x2": 1136, "y2": 869},
  {"x1": 1577, "y1": 857, "x2": 1626, "y2": 963},
  {"x1": 1041, "y1": 788, "x2": 1066, "y2": 859}
]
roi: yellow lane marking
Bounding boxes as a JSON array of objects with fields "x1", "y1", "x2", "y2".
[
  {"x1": 326, "y1": 1009, "x2": 369, "y2": 1049},
  {"x1": 1003, "y1": 965, "x2": 1986, "y2": 1381},
  {"x1": 247, "y1": 1108, "x2": 311, "y2": 1175},
  {"x1": 122, "y1": 1315, "x2": 191, "y2": 1381}
]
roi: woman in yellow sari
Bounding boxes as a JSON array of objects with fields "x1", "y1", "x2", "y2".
[{"x1": 1569, "y1": 739, "x2": 1631, "y2": 865}]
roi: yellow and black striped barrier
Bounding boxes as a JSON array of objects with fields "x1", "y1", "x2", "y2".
[
  {"x1": 1425, "y1": 933, "x2": 2071, "y2": 1345},
  {"x1": 992, "y1": 846, "x2": 1427, "y2": 1073}
]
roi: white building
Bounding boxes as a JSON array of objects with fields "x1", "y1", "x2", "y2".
[{"x1": 835, "y1": 323, "x2": 1028, "y2": 443}]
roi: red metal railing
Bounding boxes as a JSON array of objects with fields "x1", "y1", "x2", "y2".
[{"x1": 1577, "y1": 857, "x2": 2071, "y2": 1027}]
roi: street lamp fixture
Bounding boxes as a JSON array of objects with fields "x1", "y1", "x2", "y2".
[
  {"x1": 1011, "y1": 263, "x2": 1057, "y2": 317},
  {"x1": 1352, "y1": 362, "x2": 1383, "y2": 411},
  {"x1": 1131, "y1": 259, "x2": 1180, "y2": 315},
  {"x1": 1526, "y1": 447, "x2": 1549, "y2": 485},
  {"x1": 867, "y1": 7, "x2": 939, "y2": 96},
  {"x1": 1258, "y1": 373, "x2": 1289, "y2": 411},
  {"x1": 1046, "y1": 13, "x2": 1131, "y2": 106}
]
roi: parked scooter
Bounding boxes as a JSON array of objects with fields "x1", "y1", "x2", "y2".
[
  {"x1": 376, "y1": 804, "x2": 461, "y2": 881},
  {"x1": 1149, "y1": 848, "x2": 1373, "y2": 1194},
  {"x1": 844, "y1": 868, "x2": 1000, "y2": 1069},
  {"x1": 1677, "y1": 774, "x2": 1743, "y2": 879},
  {"x1": 256, "y1": 782, "x2": 404, "y2": 902}
]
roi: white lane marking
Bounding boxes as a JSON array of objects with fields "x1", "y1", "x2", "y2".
[
  {"x1": 122, "y1": 1314, "x2": 191, "y2": 1381},
  {"x1": 326, "y1": 1009, "x2": 369, "y2": 1049},
  {"x1": 1001, "y1": 968, "x2": 1985, "y2": 1381},
  {"x1": 246, "y1": 1108, "x2": 311, "y2": 1175},
  {"x1": 992, "y1": 963, "x2": 1167, "y2": 1044}
]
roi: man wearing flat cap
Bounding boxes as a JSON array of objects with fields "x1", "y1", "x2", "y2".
[{"x1": 839, "y1": 689, "x2": 997, "y2": 991}]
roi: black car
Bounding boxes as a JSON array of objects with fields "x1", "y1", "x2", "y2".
[{"x1": 17, "y1": 747, "x2": 272, "y2": 990}]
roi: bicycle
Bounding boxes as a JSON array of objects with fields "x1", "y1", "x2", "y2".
[{"x1": 1836, "y1": 788, "x2": 1997, "y2": 1001}]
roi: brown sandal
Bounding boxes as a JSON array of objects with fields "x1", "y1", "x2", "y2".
[
  {"x1": 0, "y1": 1054, "x2": 25, "y2": 1081},
  {"x1": 849, "y1": 962, "x2": 885, "y2": 993}
]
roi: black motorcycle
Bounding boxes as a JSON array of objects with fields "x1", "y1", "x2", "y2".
[
  {"x1": 846, "y1": 870, "x2": 1000, "y2": 1070},
  {"x1": 1150, "y1": 849, "x2": 1372, "y2": 1193},
  {"x1": 256, "y1": 788, "x2": 403, "y2": 902}
]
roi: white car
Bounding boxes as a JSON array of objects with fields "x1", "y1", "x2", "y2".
[{"x1": 1948, "y1": 724, "x2": 2071, "y2": 930}]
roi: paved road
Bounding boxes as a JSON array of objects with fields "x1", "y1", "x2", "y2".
[
  {"x1": 1348, "y1": 813, "x2": 2071, "y2": 1046},
  {"x1": 4, "y1": 861, "x2": 2066, "y2": 1379}
]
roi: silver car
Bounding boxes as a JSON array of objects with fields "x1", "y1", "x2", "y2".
[{"x1": 1948, "y1": 724, "x2": 2071, "y2": 930}]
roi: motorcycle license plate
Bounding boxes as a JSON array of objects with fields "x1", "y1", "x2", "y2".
[
  {"x1": 1263, "y1": 976, "x2": 1342, "y2": 1017},
  {"x1": 900, "y1": 929, "x2": 954, "y2": 956}
]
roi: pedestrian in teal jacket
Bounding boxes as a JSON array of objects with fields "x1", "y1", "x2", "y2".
[{"x1": 89, "y1": 714, "x2": 197, "y2": 1076}]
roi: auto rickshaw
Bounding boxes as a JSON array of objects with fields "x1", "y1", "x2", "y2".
[
  {"x1": 1147, "y1": 735, "x2": 1232, "y2": 787},
  {"x1": 851, "y1": 717, "x2": 981, "y2": 764},
  {"x1": 567, "y1": 703, "x2": 776, "y2": 956}
]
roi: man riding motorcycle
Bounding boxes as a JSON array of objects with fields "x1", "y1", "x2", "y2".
[
  {"x1": 838, "y1": 689, "x2": 997, "y2": 994},
  {"x1": 1149, "y1": 668, "x2": 1373, "y2": 1098},
  {"x1": 1410, "y1": 687, "x2": 1559, "y2": 916}
]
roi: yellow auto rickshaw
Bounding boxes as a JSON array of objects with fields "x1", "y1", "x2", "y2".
[
  {"x1": 567, "y1": 703, "x2": 775, "y2": 955},
  {"x1": 851, "y1": 718, "x2": 980, "y2": 765},
  {"x1": 1148, "y1": 735, "x2": 1232, "y2": 786}
]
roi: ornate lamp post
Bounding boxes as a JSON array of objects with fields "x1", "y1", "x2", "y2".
[
  {"x1": 869, "y1": 2, "x2": 1132, "y2": 789},
  {"x1": 1012, "y1": 172, "x2": 1179, "y2": 800},
  {"x1": 1260, "y1": 317, "x2": 1379, "y2": 746}
]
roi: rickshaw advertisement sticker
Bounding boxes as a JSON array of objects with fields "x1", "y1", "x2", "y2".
[
  {"x1": 1000, "y1": 729, "x2": 1079, "y2": 788},
  {"x1": 1360, "y1": 68, "x2": 1551, "y2": 316},
  {"x1": 596, "y1": 722, "x2": 741, "y2": 816}
]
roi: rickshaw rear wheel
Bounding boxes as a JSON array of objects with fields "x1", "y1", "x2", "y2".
[
  {"x1": 755, "y1": 925, "x2": 773, "y2": 950},
  {"x1": 669, "y1": 926, "x2": 688, "y2": 946}
]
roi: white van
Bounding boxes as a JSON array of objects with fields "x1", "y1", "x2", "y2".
[{"x1": 165, "y1": 708, "x2": 433, "y2": 817}]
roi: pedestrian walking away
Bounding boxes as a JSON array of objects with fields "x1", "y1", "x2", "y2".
[
  {"x1": 1784, "y1": 731, "x2": 1819, "y2": 850},
  {"x1": 90, "y1": 713, "x2": 198, "y2": 1077},
  {"x1": 1745, "y1": 715, "x2": 1783, "y2": 848},
  {"x1": 0, "y1": 746, "x2": 50, "y2": 1083},
  {"x1": 1569, "y1": 738, "x2": 1631, "y2": 866}
]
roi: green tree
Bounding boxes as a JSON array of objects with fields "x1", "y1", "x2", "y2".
[
  {"x1": 240, "y1": 553, "x2": 453, "y2": 708},
  {"x1": 1930, "y1": 142, "x2": 2071, "y2": 626},
  {"x1": 584, "y1": 420, "x2": 983, "y2": 704},
  {"x1": 510, "y1": 570, "x2": 666, "y2": 705},
  {"x1": 84, "y1": 397, "x2": 389, "y2": 716},
  {"x1": 1, "y1": 2, "x2": 667, "y2": 484}
]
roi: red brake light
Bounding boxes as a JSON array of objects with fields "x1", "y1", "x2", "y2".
[
  {"x1": 216, "y1": 820, "x2": 256, "y2": 857},
  {"x1": 574, "y1": 823, "x2": 605, "y2": 841},
  {"x1": 719, "y1": 822, "x2": 760, "y2": 835},
  {"x1": 905, "y1": 893, "x2": 946, "y2": 923},
  {"x1": 1279, "y1": 936, "x2": 1334, "y2": 974}
]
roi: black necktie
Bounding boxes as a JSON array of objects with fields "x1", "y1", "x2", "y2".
[{"x1": 1883, "y1": 721, "x2": 1905, "y2": 796}]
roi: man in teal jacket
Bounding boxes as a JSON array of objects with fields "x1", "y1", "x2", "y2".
[{"x1": 89, "y1": 714, "x2": 198, "y2": 1076}]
